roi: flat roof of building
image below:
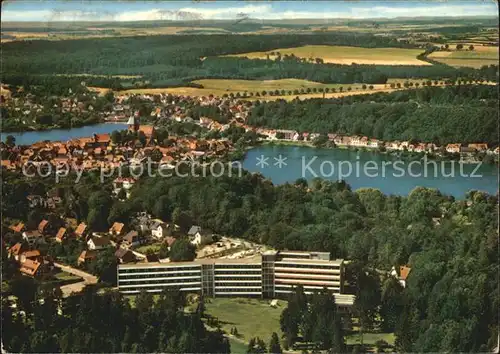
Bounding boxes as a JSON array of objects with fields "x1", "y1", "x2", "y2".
[
  {"x1": 119, "y1": 254, "x2": 263, "y2": 268},
  {"x1": 277, "y1": 258, "x2": 344, "y2": 266},
  {"x1": 119, "y1": 254, "x2": 344, "y2": 269}
]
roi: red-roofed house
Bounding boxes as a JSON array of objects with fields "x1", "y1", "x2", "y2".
[
  {"x1": 109, "y1": 222, "x2": 125, "y2": 236},
  {"x1": 94, "y1": 134, "x2": 111, "y2": 147},
  {"x1": 38, "y1": 219, "x2": 49, "y2": 234},
  {"x1": 55, "y1": 227, "x2": 67, "y2": 242},
  {"x1": 9, "y1": 222, "x2": 25, "y2": 233},
  {"x1": 74, "y1": 223, "x2": 88, "y2": 239},
  {"x1": 19, "y1": 250, "x2": 42, "y2": 263},
  {"x1": 139, "y1": 126, "x2": 155, "y2": 137},
  {"x1": 19, "y1": 259, "x2": 46, "y2": 277},
  {"x1": 8, "y1": 242, "x2": 27, "y2": 260},
  {"x1": 77, "y1": 250, "x2": 97, "y2": 265}
]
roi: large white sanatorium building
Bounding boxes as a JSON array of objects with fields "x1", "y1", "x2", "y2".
[{"x1": 117, "y1": 250, "x2": 355, "y2": 306}]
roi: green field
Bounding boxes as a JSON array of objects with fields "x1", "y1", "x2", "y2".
[
  {"x1": 205, "y1": 297, "x2": 285, "y2": 343},
  {"x1": 226, "y1": 45, "x2": 429, "y2": 65}
]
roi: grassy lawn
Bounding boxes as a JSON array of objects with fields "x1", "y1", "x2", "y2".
[
  {"x1": 225, "y1": 45, "x2": 429, "y2": 65},
  {"x1": 228, "y1": 337, "x2": 248, "y2": 354},
  {"x1": 53, "y1": 271, "x2": 82, "y2": 282},
  {"x1": 205, "y1": 297, "x2": 285, "y2": 343},
  {"x1": 346, "y1": 332, "x2": 395, "y2": 346}
]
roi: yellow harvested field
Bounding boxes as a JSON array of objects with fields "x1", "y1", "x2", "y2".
[
  {"x1": 88, "y1": 87, "x2": 112, "y2": 95},
  {"x1": 256, "y1": 85, "x2": 395, "y2": 102},
  {"x1": 226, "y1": 45, "x2": 430, "y2": 65}
]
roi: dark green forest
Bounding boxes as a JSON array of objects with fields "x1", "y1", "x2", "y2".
[
  {"x1": 1, "y1": 280, "x2": 230, "y2": 353},
  {"x1": 122, "y1": 173, "x2": 500, "y2": 353},
  {"x1": 1, "y1": 158, "x2": 498, "y2": 352},
  {"x1": 1, "y1": 32, "x2": 412, "y2": 74},
  {"x1": 3, "y1": 33, "x2": 498, "y2": 89},
  {"x1": 247, "y1": 85, "x2": 499, "y2": 145}
]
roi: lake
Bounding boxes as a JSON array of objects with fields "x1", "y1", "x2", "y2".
[
  {"x1": 1, "y1": 123, "x2": 128, "y2": 145},
  {"x1": 242, "y1": 145, "x2": 498, "y2": 198}
]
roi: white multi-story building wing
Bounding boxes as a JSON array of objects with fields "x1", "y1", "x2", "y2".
[{"x1": 117, "y1": 250, "x2": 354, "y2": 306}]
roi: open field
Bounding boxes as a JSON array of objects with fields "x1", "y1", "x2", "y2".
[
  {"x1": 90, "y1": 78, "x2": 494, "y2": 101},
  {"x1": 0, "y1": 26, "x2": 232, "y2": 42},
  {"x1": 106, "y1": 79, "x2": 369, "y2": 96},
  {"x1": 428, "y1": 45, "x2": 498, "y2": 68},
  {"x1": 225, "y1": 45, "x2": 430, "y2": 65},
  {"x1": 256, "y1": 86, "x2": 395, "y2": 101},
  {"x1": 205, "y1": 297, "x2": 284, "y2": 342}
]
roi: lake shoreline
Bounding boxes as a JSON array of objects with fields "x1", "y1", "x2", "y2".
[
  {"x1": 242, "y1": 145, "x2": 498, "y2": 198},
  {"x1": 1, "y1": 122, "x2": 129, "y2": 146},
  {"x1": 259, "y1": 139, "x2": 498, "y2": 165}
]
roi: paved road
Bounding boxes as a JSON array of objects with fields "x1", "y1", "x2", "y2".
[{"x1": 54, "y1": 262, "x2": 98, "y2": 297}]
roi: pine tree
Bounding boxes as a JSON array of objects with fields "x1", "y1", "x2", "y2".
[{"x1": 269, "y1": 332, "x2": 283, "y2": 354}]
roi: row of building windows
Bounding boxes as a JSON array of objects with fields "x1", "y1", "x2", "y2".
[
  {"x1": 214, "y1": 264, "x2": 261, "y2": 269},
  {"x1": 119, "y1": 279, "x2": 201, "y2": 286},
  {"x1": 215, "y1": 288, "x2": 262, "y2": 293},
  {"x1": 214, "y1": 282, "x2": 262, "y2": 287},
  {"x1": 274, "y1": 262, "x2": 341, "y2": 270},
  {"x1": 213, "y1": 275, "x2": 261, "y2": 281},
  {"x1": 119, "y1": 272, "x2": 201, "y2": 280},
  {"x1": 214, "y1": 269, "x2": 262, "y2": 275},
  {"x1": 119, "y1": 266, "x2": 201, "y2": 274}
]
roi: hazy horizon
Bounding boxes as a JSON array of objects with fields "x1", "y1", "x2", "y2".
[{"x1": 2, "y1": 0, "x2": 498, "y2": 22}]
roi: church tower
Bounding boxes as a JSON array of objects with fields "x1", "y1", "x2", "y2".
[{"x1": 127, "y1": 111, "x2": 140, "y2": 132}]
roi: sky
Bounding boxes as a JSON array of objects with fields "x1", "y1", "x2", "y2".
[{"x1": 1, "y1": 1, "x2": 498, "y2": 22}]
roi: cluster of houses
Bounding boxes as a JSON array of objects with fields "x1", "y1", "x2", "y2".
[
  {"x1": 3, "y1": 90, "x2": 109, "y2": 126},
  {"x1": 102, "y1": 92, "x2": 250, "y2": 128},
  {"x1": 6, "y1": 211, "x2": 217, "y2": 278},
  {"x1": 7, "y1": 241, "x2": 54, "y2": 278},
  {"x1": 1, "y1": 119, "x2": 233, "y2": 172}
]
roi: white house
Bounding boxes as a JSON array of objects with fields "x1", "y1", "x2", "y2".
[
  {"x1": 188, "y1": 225, "x2": 214, "y2": 247},
  {"x1": 151, "y1": 223, "x2": 169, "y2": 239},
  {"x1": 22, "y1": 230, "x2": 43, "y2": 245},
  {"x1": 190, "y1": 231, "x2": 214, "y2": 246}
]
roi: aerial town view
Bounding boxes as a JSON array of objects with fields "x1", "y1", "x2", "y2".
[{"x1": 0, "y1": 1, "x2": 498, "y2": 353}]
